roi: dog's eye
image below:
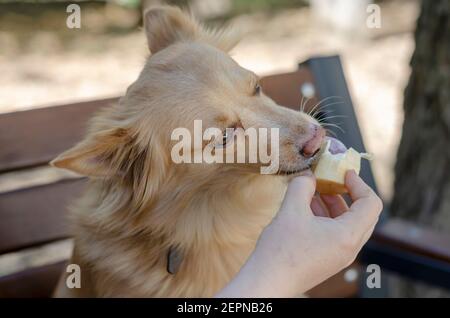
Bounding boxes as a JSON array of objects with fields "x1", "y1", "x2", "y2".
[
  {"x1": 254, "y1": 83, "x2": 261, "y2": 95},
  {"x1": 222, "y1": 130, "x2": 231, "y2": 145},
  {"x1": 217, "y1": 129, "x2": 234, "y2": 147}
]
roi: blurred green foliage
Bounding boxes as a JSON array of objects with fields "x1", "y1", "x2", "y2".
[
  {"x1": 231, "y1": 0, "x2": 308, "y2": 13},
  {"x1": 118, "y1": 0, "x2": 308, "y2": 11},
  {"x1": 116, "y1": 0, "x2": 141, "y2": 9}
]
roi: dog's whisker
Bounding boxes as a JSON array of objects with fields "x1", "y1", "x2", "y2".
[
  {"x1": 317, "y1": 115, "x2": 348, "y2": 122},
  {"x1": 320, "y1": 122, "x2": 342, "y2": 130},
  {"x1": 319, "y1": 109, "x2": 336, "y2": 115},
  {"x1": 310, "y1": 101, "x2": 345, "y2": 118},
  {"x1": 311, "y1": 101, "x2": 345, "y2": 115},
  {"x1": 300, "y1": 96, "x2": 311, "y2": 113},
  {"x1": 311, "y1": 102, "x2": 343, "y2": 117},
  {"x1": 304, "y1": 97, "x2": 311, "y2": 112},
  {"x1": 316, "y1": 110, "x2": 347, "y2": 119},
  {"x1": 299, "y1": 95, "x2": 305, "y2": 112},
  {"x1": 321, "y1": 122, "x2": 345, "y2": 134},
  {"x1": 325, "y1": 129, "x2": 338, "y2": 138},
  {"x1": 307, "y1": 96, "x2": 343, "y2": 116},
  {"x1": 320, "y1": 121, "x2": 343, "y2": 127}
]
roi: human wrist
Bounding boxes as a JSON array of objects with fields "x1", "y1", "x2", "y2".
[
  {"x1": 245, "y1": 243, "x2": 301, "y2": 297},
  {"x1": 215, "y1": 247, "x2": 298, "y2": 298}
]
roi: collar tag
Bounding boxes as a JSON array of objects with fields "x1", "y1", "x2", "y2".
[{"x1": 167, "y1": 246, "x2": 183, "y2": 274}]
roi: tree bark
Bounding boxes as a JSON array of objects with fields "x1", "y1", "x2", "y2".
[{"x1": 389, "y1": 0, "x2": 450, "y2": 297}]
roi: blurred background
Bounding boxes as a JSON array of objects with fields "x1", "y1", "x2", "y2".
[{"x1": 0, "y1": 0, "x2": 449, "y2": 298}]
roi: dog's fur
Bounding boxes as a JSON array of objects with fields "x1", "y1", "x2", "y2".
[{"x1": 51, "y1": 6, "x2": 323, "y2": 297}]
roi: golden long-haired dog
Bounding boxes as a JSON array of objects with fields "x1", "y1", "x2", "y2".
[{"x1": 51, "y1": 6, "x2": 325, "y2": 297}]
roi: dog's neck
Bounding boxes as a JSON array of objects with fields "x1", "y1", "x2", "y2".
[
  {"x1": 149, "y1": 173, "x2": 286, "y2": 247},
  {"x1": 72, "y1": 173, "x2": 287, "y2": 296}
]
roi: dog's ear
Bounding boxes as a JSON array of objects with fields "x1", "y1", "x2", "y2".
[
  {"x1": 143, "y1": 6, "x2": 199, "y2": 54},
  {"x1": 50, "y1": 128, "x2": 130, "y2": 177},
  {"x1": 143, "y1": 5, "x2": 239, "y2": 54}
]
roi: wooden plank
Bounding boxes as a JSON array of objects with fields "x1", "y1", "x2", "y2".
[
  {"x1": 360, "y1": 239, "x2": 450, "y2": 290},
  {"x1": 0, "y1": 261, "x2": 358, "y2": 298},
  {"x1": 0, "y1": 261, "x2": 66, "y2": 298},
  {"x1": 372, "y1": 218, "x2": 450, "y2": 263},
  {"x1": 260, "y1": 68, "x2": 317, "y2": 112},
  {"x1": 0, "y1": 97, "x2": 119, "y2": 173},
  {"x1": 306, "y1": 264, "x2": 359, "y2": 298},
  {"x1": 0, "y1": 178, "x2": 85, "y2": 254}
]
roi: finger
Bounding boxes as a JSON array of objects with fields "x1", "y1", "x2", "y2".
[
  {"x1": 320, "y1": 194, "x2": 348, "y2": 218},
  {"x1": 355, "y1": 222, "x2": 378, "y2": 253},
  {"x1": 282, "y1": 174, "x2": 316, "y2": 212},
  {"x1": 346, "y1": 171, "x2": 383, "y2": 222},
  {"x1": 335, "y1": 171, "x2": 383, "y2": 232},
  {"x1": 336, "y1": 207, "x2": 381, "y2": 241},
  {"x1": 346, "y1": 170, "x2": 378, "y2": 204},
  {"x1": 311, "y1": 195, "x2": 330, "y2": 217},
  {"x1": 361, "y1": 222, "x2": 377, "y2": 245}
]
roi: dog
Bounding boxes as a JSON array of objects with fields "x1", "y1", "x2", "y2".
[{"x1": 51, "y1": 6, "x2": 325, "y2": 297}]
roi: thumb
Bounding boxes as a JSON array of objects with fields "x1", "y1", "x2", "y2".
[{"x1": 281, "y1": 171, "x2": 316, "y2": 213}]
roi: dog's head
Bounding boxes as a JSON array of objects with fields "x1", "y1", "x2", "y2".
[{"x1": 51, "y1": 6, "x2": 325, "y2": 201}]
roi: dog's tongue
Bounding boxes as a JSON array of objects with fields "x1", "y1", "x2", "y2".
[{"x1": 325, "y1": 136, "x2": 347, "y2": 154}]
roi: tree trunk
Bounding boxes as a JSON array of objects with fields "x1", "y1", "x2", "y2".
[{"x1": 389, "y1": 0, "x2": 450, "y2": 297}]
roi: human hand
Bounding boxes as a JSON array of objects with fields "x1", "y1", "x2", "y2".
[{"x1": 216, "y1": 170, "x2": 383, "y2": 297}]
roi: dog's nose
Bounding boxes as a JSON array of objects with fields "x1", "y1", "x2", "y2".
[{"x1": 300, "y1": 124, "x2": 326, "y2": 158}]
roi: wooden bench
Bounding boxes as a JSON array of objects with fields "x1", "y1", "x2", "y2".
[{"x1": 1, "y1": 55, "x2": 449, "y2": 298}]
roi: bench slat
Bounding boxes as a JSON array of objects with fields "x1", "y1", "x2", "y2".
[
  {"x1": 0, "y1": 259, "x2": 356, "y2": 298},
  {"x1": 0, "y1": 261, "x2": 66, "y2": 298},
  {"x1": 307, "y1": 264, "x2": 359, "y2": 298},
  {"x1": 373, "y1": 218, "x2": 450, "y2": 263},
  {"x1": 0, "y1": 98, "x2": 119, "y2": 173},
  {"x1": 0, "y1": 178, "x2": 85, "y2": 254},
  {"x1": 260, "y1": 68, "x2": 316, "y2": 111}
]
